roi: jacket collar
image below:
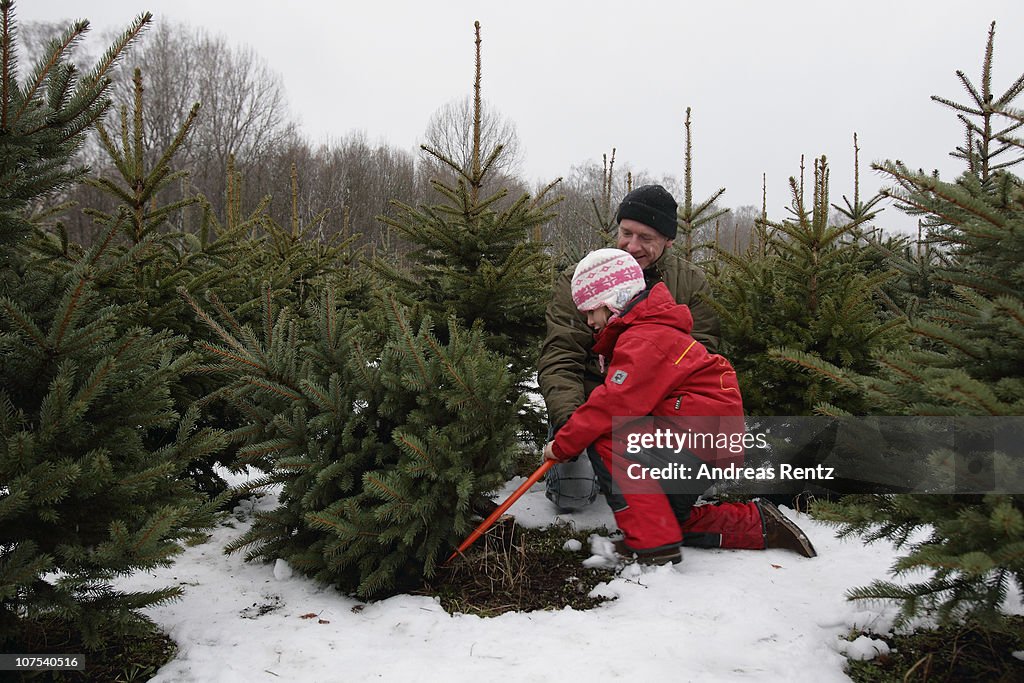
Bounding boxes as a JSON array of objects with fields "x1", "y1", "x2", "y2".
[
  {"x1": 592, "y1": 288, "x2": 652, "y2": 355},
  {"x1": 591, "y1": 282, "x2": 693, "y2": 356}
]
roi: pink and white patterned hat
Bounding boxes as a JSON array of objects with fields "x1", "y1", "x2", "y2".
[{"x1": 570, "y1": 248, "x2": 646, "y2": 312}]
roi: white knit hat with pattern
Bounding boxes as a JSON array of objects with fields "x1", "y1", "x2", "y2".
[{"x1": 570, "y1": 248, "x2": 646, "y2": 313}]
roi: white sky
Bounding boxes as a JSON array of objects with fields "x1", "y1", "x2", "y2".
[{"x1": 23, "y1": 0, "x2": 1024, "y2": 233}]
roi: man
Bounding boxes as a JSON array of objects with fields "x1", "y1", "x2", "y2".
[{"x1": 538, "y1": 184, "x2": 721, "y2": 511}]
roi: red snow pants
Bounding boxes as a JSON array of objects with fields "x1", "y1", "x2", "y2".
[{"x1": 591, "y1": 438, "x2": 766, "y2": 552}]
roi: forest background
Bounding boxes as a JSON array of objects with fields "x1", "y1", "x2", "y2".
[{"x1": 22, "y1": 0, "x2": 1024, "y2": 244}]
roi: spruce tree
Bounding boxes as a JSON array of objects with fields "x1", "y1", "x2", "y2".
[
  {"x1": 804, "y1": 23, "x2": 1024, "y2": 626},
  {"x1": 374, "y1": 22, "x2": 558, "y2": 445},
  {"x1": 705, "y1": 150, "x2": 910, "y2": 500},
  {"x1": 185, "y1": 286, "x2": 520, "y2": 598},
  {"x1": 69, "y1": 66, "x2": 367, "y2": 499},
  {"x1": 710, "y1": 153, "x2": 904, "y2": 417},
  {"x1": 0, "y1": 4, "x2": 226, "y2": 651}
]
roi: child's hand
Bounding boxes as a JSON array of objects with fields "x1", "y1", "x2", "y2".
[{"x1": 543, "y1": 441, "x2": 559, "y2": 462}]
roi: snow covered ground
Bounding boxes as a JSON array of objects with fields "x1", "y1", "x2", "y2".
[{"x1": 114, "y1": 470, "x2": 1022, "y2": 682}]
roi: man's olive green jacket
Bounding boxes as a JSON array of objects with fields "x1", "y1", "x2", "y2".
[{"x1": 537, "y1": 251, "x2": 720, "y2": 428}]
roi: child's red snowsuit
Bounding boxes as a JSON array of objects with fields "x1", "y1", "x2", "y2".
[{"x1": 551, "y1": 282, "x2": 765, "y2": 553}]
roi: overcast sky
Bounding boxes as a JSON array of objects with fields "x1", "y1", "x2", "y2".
[{"x1": 24, "y1": 1, "x2": 1024, "y2": 234}]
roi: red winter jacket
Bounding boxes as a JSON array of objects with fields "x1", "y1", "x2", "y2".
[{"x1": 551, "y1": 282, "x2": 744, "y2": 461}]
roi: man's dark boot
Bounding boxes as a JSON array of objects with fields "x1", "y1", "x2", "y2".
[{"x1": 757, "y1": 499, "x2": 817, "y2": 558}]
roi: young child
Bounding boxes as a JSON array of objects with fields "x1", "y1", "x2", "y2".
[{"x1": 543, "y1": 248, "x2": 816, "y2": 565}]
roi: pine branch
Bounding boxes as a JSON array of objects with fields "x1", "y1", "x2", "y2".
[
  {"x1": 11, "y1": 18, "x2": 89, "y2": 126},
  {"x1": 49, "y1": 276, "x2": 88, "y2": 351},
  {"x1": 298, "y1": 379, "x2": 338, "y2": 416},
  {"x1": 876, "y1": 162, "x2": 1007, "y2": 228},
  {"x1": 770, "y1": 347, "x2": 859, "y2": 390},
  {"x1": 241, "y1": 375, "x2": 303, "y2": 402},
  {"x1": 80, "y1": 12, "x2": 151, "y2": 91},
  {"x1": 195, "y1": 342, "x2": 263, "y2": 371},
  {"x1": 234, "y1": 439, "x2": 296, "y2": 464},
  {"x1": 0, "y1": 0, "x2": 13, "y2": 129},
  {"x1": 384, "y1": 296, "x2": 430, "y2": 385},
  {"x1": 0, "y1": 296, "x2": 48, "y2": 348},
  {"x1": 422, "y1": 325, "x2": 489, "y2": 414},
  {"x1": 394, "y1": 433, "x2": 434, "y2": 473},
  {"x1": 179, "y1": 288, "x2": 258, "y2": 361}
]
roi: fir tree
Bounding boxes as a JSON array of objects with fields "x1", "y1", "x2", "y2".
[
  {"x1": 185, "y1": 286, "x2": 520, "y2": 598},
  {"x1": 0, "y1": 4, "x2": 225, "y2": 651},
  {"x1": 706, "y1": 150, "x2": 909, "y2": 500},
  {"x1": 710, "y1": 153, "x2": 904, "y2": 417},
  {"x1": 374, "y1": 22, "x2": 558, "y2": 445},
  {"x1": 66, "y1": 67, "x2": 367, "y2": 498},
  {"x1": 804, "y1": 23, "x2": 1024, "y2": 626}
]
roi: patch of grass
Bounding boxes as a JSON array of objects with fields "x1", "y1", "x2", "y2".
[
  {"x1": 11, "y1": 616, "x2": 176, "y2": 682},
  {"x1": 421, "y1": 520, "x2": 617, "y2": 617},
  {"x1": 845, "y1": 616, "x2": 1024, "y2": 682}
]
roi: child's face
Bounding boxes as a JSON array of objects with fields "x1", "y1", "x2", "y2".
[{"x1": 586, "y1": 306, "x2": 612, "y2": 332}]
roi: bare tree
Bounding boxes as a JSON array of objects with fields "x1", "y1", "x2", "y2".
[
  {"x1": 20, "y1": 20, "x2": 97, "y2": 70},
  {"x1": 108, "y1": 20, "x2": 297, "y2": 218},
  {"x1": 319, "y1": 132, "x2": 418, "y2": 249},
  {"x1": 24, "y1": 17, "x2": 430, "y2": 252},
  {"x1": 255, "y1": 132, "x2": 420, "y2": 253},
  {"x1": 538, "y1": 150, "x2": 659, "y2": 263},
  {"x1": 711, "y1": 204, "x2": 759, "y2": 255}
]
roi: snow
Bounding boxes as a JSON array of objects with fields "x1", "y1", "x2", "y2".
[
  {"x1": 112, "y1": 469, "x2": 1023, "y2": 682},
  {"x1": 835, "y1": 635, "x2": 891, "y2": 662},
  {"x1": 561, "y1": 538, "x2": 583, "y2": 552},
  {"x1": 582, "y1": 534, "x2": 621, "y2": 570},
  {"x1": 272, "y1": 559, "x2": 293, "y2": 582}
]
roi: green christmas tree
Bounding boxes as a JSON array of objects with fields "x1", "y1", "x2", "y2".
[
  {"x1": 61, "y1": 64, "x2": 368, "y2": 500},
  {"x1": 805, "y1": 22, "x2": 1024, "y2": 626},
  {"x1": 0, "y1": 5, "x2": 226, "y2": 651},
  {"x1": 710, "y1": 153, "x2": 904, "y2": 417},
  {"x1": 185, "y1": 285, "x2": 520, "y2": 598},
  {"x1": 705, "y1": 148, "x2": 912, "y2": 501},
  {"x1": 374, "y1": 22, "x2": 558, "y2": 445}
]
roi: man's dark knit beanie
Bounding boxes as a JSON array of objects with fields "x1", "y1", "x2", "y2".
[{"x1": 614, "y1": 184, "x2": 678, "y2": 240}]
